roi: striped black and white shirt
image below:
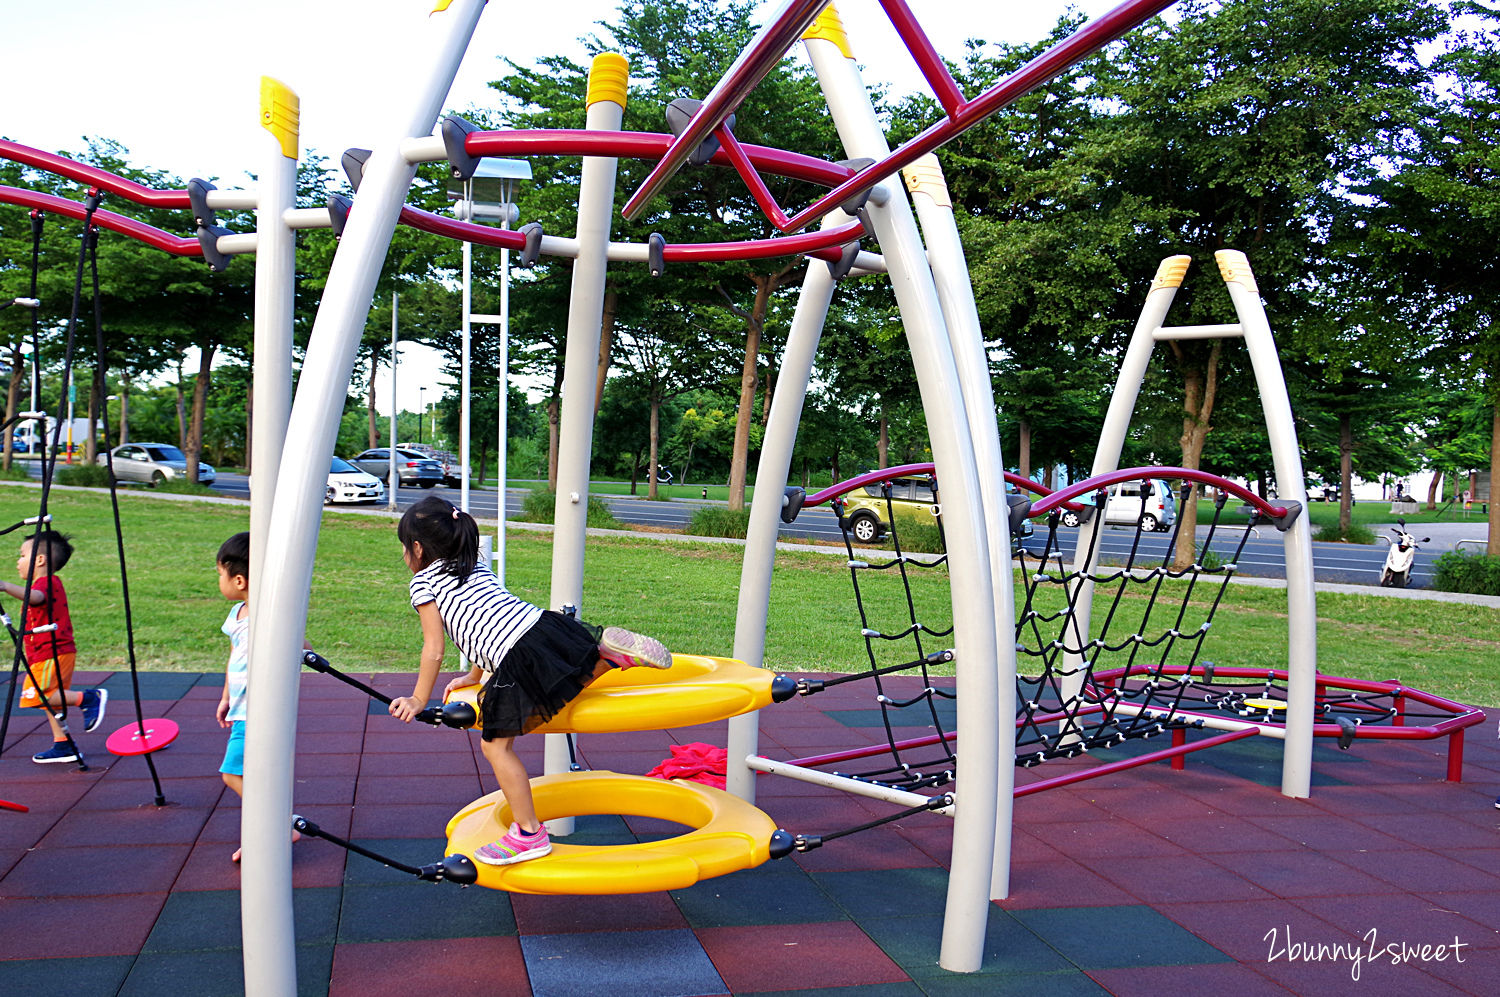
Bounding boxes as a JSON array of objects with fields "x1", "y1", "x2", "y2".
[{"x1": 409, "y1": 559, "x2": 543, "y2": 675}]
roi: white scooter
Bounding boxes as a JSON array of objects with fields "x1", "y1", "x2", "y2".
[{"x1": 1379, "y1": 519, "x2": 1430, "y2": 588}]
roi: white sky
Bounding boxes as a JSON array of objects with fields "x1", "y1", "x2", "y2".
[{"x1": 2, "y1": 0, "x2": 1119, "y2": 415}]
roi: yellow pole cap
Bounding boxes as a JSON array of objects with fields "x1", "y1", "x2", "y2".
[
  {"x1": 802, "y1": 4, "x2": 853, "y2": 59},
  {"x1": 588, "y1": 53, "x2": 630, "y2": 110},
  {"x1": 1149, "y1": 254, "x2": 1192, "y2": 292},
  {"x1": 1215, "y1": 249, "x2": 1259, "y2": 294},
  {"x1": 902, "y1": 153, "x2": 951, "y2": 208},
  {"x1": 259, "y1": 76, "x2": 300, "y2": 161}
]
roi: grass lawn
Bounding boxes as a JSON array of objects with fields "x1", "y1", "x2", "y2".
[
  {"x1": 1195, "y1": 496, "x2": 1492, "y2": 534},
  {"x1": 2, "y1": 484, "x2": 1495, "y2": 707}
]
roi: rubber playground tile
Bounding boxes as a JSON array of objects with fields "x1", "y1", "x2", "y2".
[
  {"x1": 73, "y1": 775, "x2": 226, "y2": 811},
  {"x1": 1251, "y1": 942, "x2": 1470, "y2": 995},
  {"x1": 1044, "y1": 818, "x2": 1193, "y2": 860},
  {"x1": 696, "y1": 921, "x2": 908, "y2": 993},
  {"x1": 336, "y1": 880, "x2": 515, "y2": 944},
  {"x1": 354, "y1": 773, "x2": 485, "y2": 807},
  {"x1": 1082, "y1": 785, "x2": 1233, "y2": 822},
  {"x1": 913, "y1": 970, "x2": 1110, "y2": 997},
  {"x1": 0, "y1": 954, "x2": 135, "y2": 997},
  {"x1": 340, "y1": 837, "x2": 452, "y2": 886},
  {"x1": 142, "y1": 887, "x2": 342, "y2": 952},
  {"x1": 1289, "y1": 892, "x2": 1496, "y2": 951},
  {"x1": 282, "y1": 775, "x2": 355, "y2": 807},
  {"x1": 1207, "y1": 847, "x2": 1414, "y2": 899},
  {"x1": 1243, "y1": 812, "x2": 1418, "y2": 851},
  {"x1": 511, "y1": 888, "x2": 687, "y2": 935},
  {"x1": 1010, "y1": 905, "x2": 1234, "y2": 970},
  {"x1": 1145, "y1": 814, "x2": 1306, "y2": 853},
  {"x1": 671, "y1": 861, "x2": 846, "y2": 928},
  {"x1": 856, "y1": 909, "x2": 1074, "y2": 978},
  {"x1": 999, "y1": 859, "x2": 1138, "y2": 910},
  {"x1": 522, "y1": 926, "x2": 725, "y2": 997},
  {"x1": 735, "y1": 983, "x2": 925, "y2": 997},
  {"x1": 39, "y1": 801, "x2": 211, "y2": 848},
  {"x1": 0, "y1": 842, "x2": 189, "y2": 897},
  {"x1": 349, "y1": 801, "x2": 460, "y2": 839},
  {"x1": 0, "y1": 893, "x2": 167, "y2": 958},
  {"x1": 100, "y1": 671, "x2": 201, "y2": 700},
  {"x1": 329, "y1": 936, "x2": 526, "y2": 997},
  {"x1": 1447, "y1": 847, "x2": 1500, "y2": 880},
  {"x1": 116, "y1": 943, "x2": 336, "y2": 997},
  {"x1": 809, "y1": 867, "x2": 951, "y2": 920},
  {"x1": 1153, "y1": 898, "x2": 1348, "y2": 963},
  {"x1": 1086, "y1": 961, "x2": 1297, "y2": 997},
  {"x1": 1363, "y1": 812, "x2": 1500, "y2": 850},
  {"x1": 1358, "y1": 848, "x2": 1500, "y2": 893},
  {"x1": 1413, "y1": 945, "x2": 1500, "y2": 995},
  {"x1": 790, "y1": 829, "x2": 939, "y2": 875},
  {"x1": 356, "y1": 749, "x2": 480, "y2": 778},
  {"x1": 1087, "y1": 852, "x2": 1274, "y2": 905},
  {"x1": 295, "y1": 731, "x2": 368, "y2": 754}
]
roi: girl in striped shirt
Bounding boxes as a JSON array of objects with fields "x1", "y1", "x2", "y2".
[{"x1": 389, "y1": 496, "x2": 670, "y2": 866}]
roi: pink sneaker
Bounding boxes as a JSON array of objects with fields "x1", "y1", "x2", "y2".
[
  {"x1": 601, "y1": 626, "x2": 671, "y2": 669},
  {"x1": 474, "y1": 823, "x2": 552, "y2": 866}
]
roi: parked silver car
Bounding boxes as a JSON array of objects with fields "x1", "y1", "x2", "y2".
[
  {"x1": 97, "y1": 443, "x2": 216, "y2": 486},
  {"x1": 351, "y1": 447, "x2": 441, "y2": 488}
]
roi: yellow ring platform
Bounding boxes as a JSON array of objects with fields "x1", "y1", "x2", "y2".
[
  {"x1": 444, "y1": 653, "x2": 786, "y2": 734},
  {"x1": 446, "y1": 770, "x2": 779, "y2": 894}
]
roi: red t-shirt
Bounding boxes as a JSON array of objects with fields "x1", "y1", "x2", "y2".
[{"x1": 23, "y1": 574, "x2": 76, "y2": 664}]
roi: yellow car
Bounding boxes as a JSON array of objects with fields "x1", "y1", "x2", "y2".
[{"x1": 838, "y1": 474, "x2": 1033, "y2": 547}]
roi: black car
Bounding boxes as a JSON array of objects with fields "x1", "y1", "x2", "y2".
[{"x1": 351, "y1": 447, "x2": 442, "y2": 488}]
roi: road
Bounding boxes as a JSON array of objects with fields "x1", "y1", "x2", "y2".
[{"x1": 201, "y1": 474, "x2": 1452, "y2": 589}]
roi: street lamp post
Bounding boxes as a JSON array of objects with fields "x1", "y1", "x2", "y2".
[
  {"x1": 418, "y1": 386, "x2": 426, "y2": 445},
  {"x1": 448, "y1": 158, "x2": 530, "y2": 583}
]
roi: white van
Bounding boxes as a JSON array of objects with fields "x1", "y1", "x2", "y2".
[{"x1": 1061, "y1": 479, "x2": 1177, "y2": 532}]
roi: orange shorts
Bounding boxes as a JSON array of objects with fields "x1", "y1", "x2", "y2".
[{"x1": 19, "y1": 652, "x2": 75, "y2": 707}]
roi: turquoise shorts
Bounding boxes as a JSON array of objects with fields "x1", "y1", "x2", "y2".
[{"x1": 220, "y1": 720, "x2": 245, "y2": 777}]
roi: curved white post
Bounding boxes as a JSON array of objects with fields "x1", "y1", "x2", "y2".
[
  {"x1": 544, "y1": 54, "x2": 628, "y2": 829},
  {"x1": 1216, "y1": 251, "x2": 1316, "y2": 798},
  {"x1": 804, "y1": 10, "x2": 999, "y2": 974},
  {"x1": 902, "y1": 153, "x2": 1018, "y2": 901},
  {"x1": 728, "y1": 213, "x2": 843, "y2": 802},
  {"x1": 240, "y1": 4, "x2": 485, "y2": 994}
]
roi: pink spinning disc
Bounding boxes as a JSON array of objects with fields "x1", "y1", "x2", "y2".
[{"x1": 106, "y1": 718, "x2": 179, "y2": 756}]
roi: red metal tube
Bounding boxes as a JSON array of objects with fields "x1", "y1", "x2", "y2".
[
  {"x1": 0, "y1": 140, "x2": 192, "y2": 209},
  {"x1": 879, "y1": 0, "x2": 965, "y2": 115},
  {"x1": 0, "y1": 185, "x2": 201, "y2": 256},
  {"x1": 1014, "y1": 727, "x2": 1259, "y2": 798}
]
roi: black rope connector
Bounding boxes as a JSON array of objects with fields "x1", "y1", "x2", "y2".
[
  {"x1": 770, "y1": 675, "x2": 797, "y2": 703},
  {"x1": 767, "y1": 829, "x2": 796, "y2": 859},
  {"x1": 1337, "y1": 716, "x2": 1358, "y2": 750}
]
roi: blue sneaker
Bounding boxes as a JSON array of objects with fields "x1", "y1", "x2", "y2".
[
  {"x1": 33, "y1": 742, "x2": 79, "y2": 764},
  {"x1": 81, "y1": 689, "x2": 107, "y2": 733}
]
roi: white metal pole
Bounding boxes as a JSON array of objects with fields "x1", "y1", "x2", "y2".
[
  {"x1": 240, "y1": 4, "x2": 484, "y2": 994},
  {"x1": 460, "y1": 221, "x2": 473, "y2": 512},
  {"x1": 496, "y1": 205, "x2": 511, "y2": 584},
  {"x1": 803, "y1": 9, "x2": 998, "y2": 973},
  {"x1": 1216, "y1": 250, "x2": 1316, "y2": 798},
  {"x1": 544, "y1": 53, "x2": 629, "y2": 830},
  {"x1": 244, "y1": 72, "x2": 299, "y2": 991},
  {"x1": 902, "y1": 152, "x2": 1018, "y2": 902},
  {"x1": 389, "y1": 292, "x2": 399, "y2": 510},
  {"x1": 728, "y1": 211, "x2": 844, "y2": 803}
]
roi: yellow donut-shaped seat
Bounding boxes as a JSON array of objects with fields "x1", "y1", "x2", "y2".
[
  {"x1": 446, "y1": 770, "x2": 780, "y2": 894},
  {"x1": 444, "y1": 653, "x2": 787, "y2": 734}
]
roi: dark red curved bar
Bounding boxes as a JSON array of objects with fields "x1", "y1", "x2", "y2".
[
  {"x1": 0, "y1": 185, "x2": 202, "y2": 256},
  {"x1": 1029, "y1": 466, "x2": 1289, "y2": 521},
  {"x1": 0, "y1": 140, "x2": 192, "y2": 209},
  {"x1": 805, "y1": 462, "x2": 1083, "y2": 511}
]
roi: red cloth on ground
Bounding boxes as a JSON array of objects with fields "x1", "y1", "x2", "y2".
[{"x1": 645, "y1": 742, "x2": 728, "y2": 789}]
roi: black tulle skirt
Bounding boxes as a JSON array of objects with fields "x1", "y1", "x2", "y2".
[{"x1": 480, "y1": 611, "x2": 603, "y2": 739}]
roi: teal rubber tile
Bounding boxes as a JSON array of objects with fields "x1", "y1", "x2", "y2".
[
  {"x1": 116, "y1": 944, "x2": 335, "y2": 997},
  {"x1": 521, "y1": 927, "x2": 724, "y2": 997},
  {"x1": 670, "y1": 860, "x2": 845, "y2": 928},
  {"x1": 337, "y1": 880, "x2": 515, "y2": 943},
  {"x1": 857, "y1": 910, "x2": 1075, "y2": 977},
  {"x1": 340, "y1": 837, "x2": 453, "y2": 886},
  {"x1": 810, "y1": 867, "x2": 951, "y2": 919},
  {"x1": 917, "y1": 970, "x2": 1110, "y2": 996},
  {"x1": 102, "y1": 672, "x2": 201, "y2": 700},
  {"x1": 1012, "y1": 905, "x2": 1234, "y2": 969},
  {"x1": 0, "y1": 954, "x2": 134, "y2": 997},
  {"x1": 142, "y1": 887, "x2": 342, "y2": 952}
]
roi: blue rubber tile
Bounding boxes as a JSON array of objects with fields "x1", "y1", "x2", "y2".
[
  {"x1": 341, "y1": 837, "x2": 453, "y2": 886},
  {"x1": 142, "y1": 887, "x2": 342, "y2": 952},
  {"x1": 857, "y1": 910, "x2": 1075, "y2": 977},
  {"x1": 0, "y1": 955, "x2": 134, "y2": 997},
  {"x1": 670, "y1": 860, "x2": 845, "y2": 928},
  {"x1": 810, "y1": 867, "x2": 952, "y2": 919},
  {"x1": 101, "y1": 672, "x2": 201, "y2": 700},
  {"x1": 337, "y1": 880, "x2": 515, "y2": 943},
  {"x1": 521, "y1": 927, "x2": 725, "y2": 997},
  {"x1": 1012, "y1": 905, "x2": 1234, "y2": 969}
]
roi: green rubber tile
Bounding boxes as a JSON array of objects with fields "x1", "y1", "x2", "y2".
[
  {"x1": 0, "y1": 954, "x2": 134, "y2": 997},
  {"x1": 810, "y1": 867, "x2": 951, "y2": 919},
  {"x1": 115, "y1": 944, "x2": 334, "y2": 997},
  {"x1": 857, "y1": 910, "x2": 1074, "y2": 978},
  {"x1": 141, "y1": 887, "x2": 341, "y2": 952},
  {"x1": 670, "y1": 860, "x2": 845, "y2": 928},
  {"x1": 337, "y1": 880, "x2": 515, "y2": 943},
  {"x1": 340, "y1": 838, "x2": 453, "y2": 886},
  {"x1": 1012, "y1": 905, "x2": 1234, "y2": 970}
]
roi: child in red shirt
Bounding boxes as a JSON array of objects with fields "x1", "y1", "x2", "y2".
[{"x1": 1, "y1": 530, "x2": 105, "y2": 762}]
